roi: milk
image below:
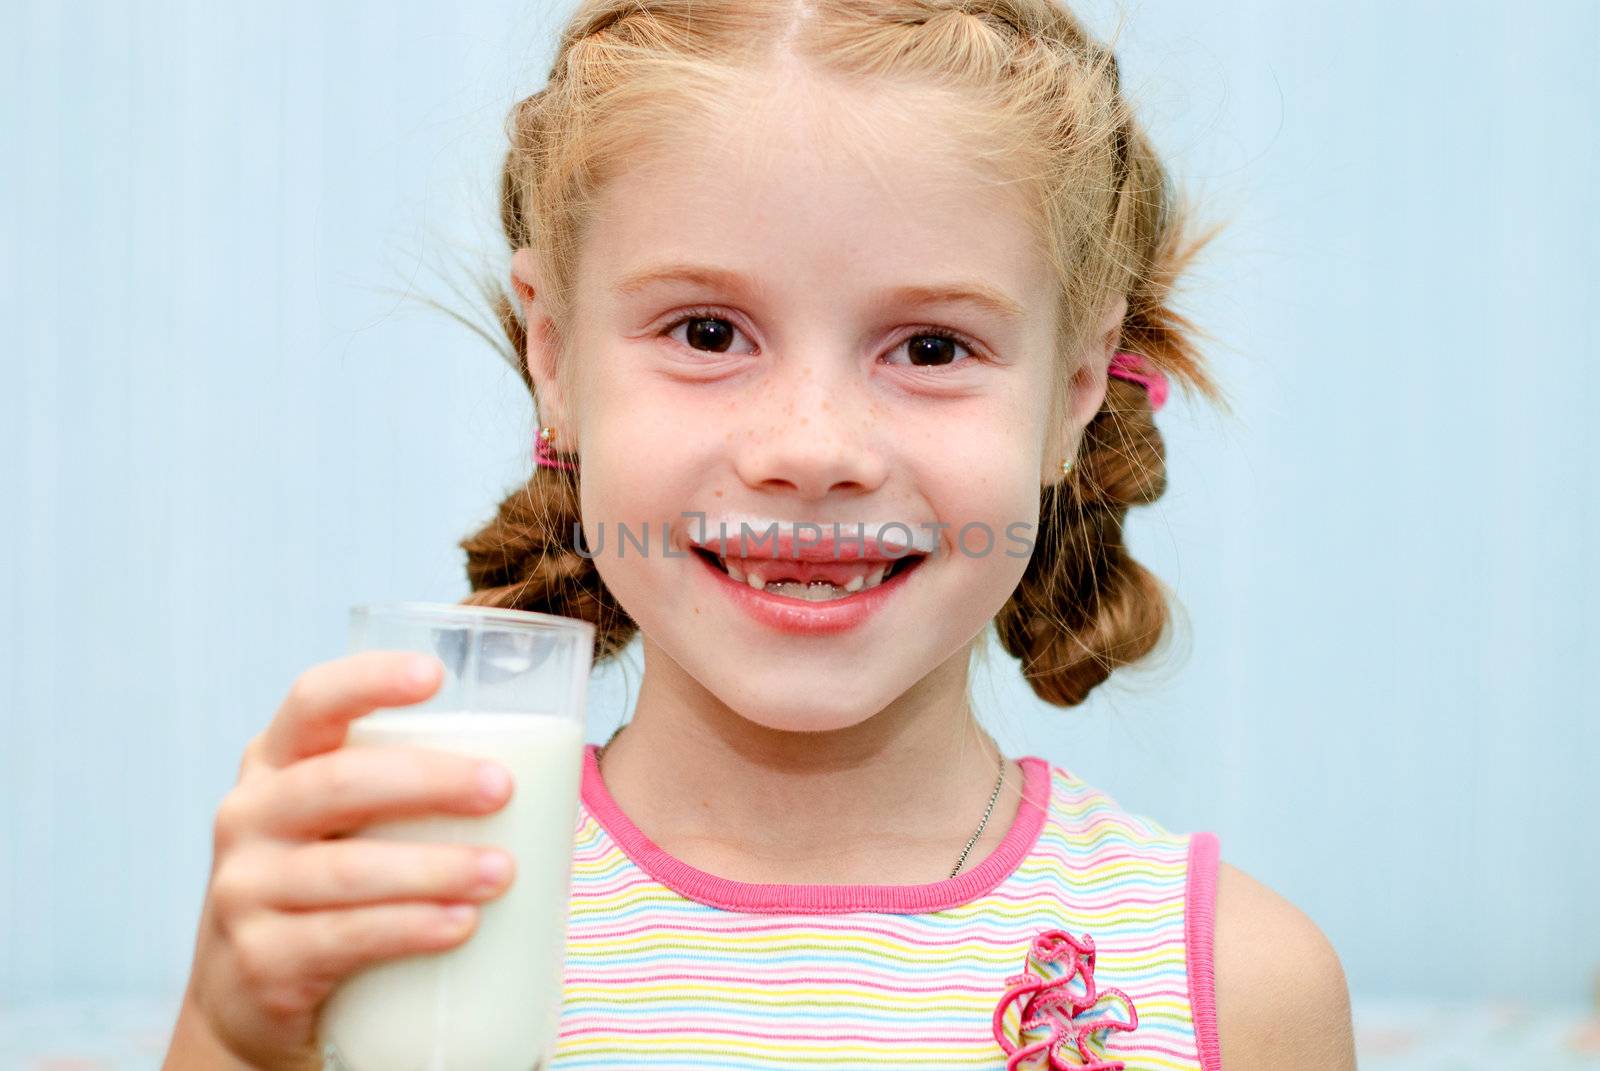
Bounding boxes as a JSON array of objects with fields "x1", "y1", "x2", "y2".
[{"x1": 320, "y1": 711, "x2": 585, "y2": 1071}]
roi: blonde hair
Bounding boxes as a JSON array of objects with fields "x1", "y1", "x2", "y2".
[{"x1": 461, "y1": 0, "x2": 1231, "y2": 704}]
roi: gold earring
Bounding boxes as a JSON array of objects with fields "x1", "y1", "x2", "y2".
[
  {"x1": 1061, "y1": 456, "x2": 1075, "y2": 476},
  {"x1": 535, "y1": 424, "x2": 577, "y2": 471}
]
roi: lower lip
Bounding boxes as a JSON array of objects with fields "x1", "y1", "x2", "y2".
[{"x1": 691, "y1": 551, "x2": 924, "y2": 636}]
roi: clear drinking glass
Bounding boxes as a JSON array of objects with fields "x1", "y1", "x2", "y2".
[{"x1": 320, "y1": 602, "x2": 595, "y2": 1071}]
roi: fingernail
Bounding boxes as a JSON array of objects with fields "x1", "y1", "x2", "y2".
[
  {"x1": 443, "y1": 903, "x2": 475, "y2": 925},
  {"x1": 477, "y1": 762, "x2": 511, "y2": 801},
  {"x1": 407, "y1": 655, "x2": 441, "y2": 686},
  {"x1": 477, "y1": 850, "x2": 512, "y2": 886}
]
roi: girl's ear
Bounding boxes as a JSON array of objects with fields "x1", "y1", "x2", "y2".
[
  {"x1": 511, "y1": 247, "x2": 573, "y2": 436},
  {"x1": 1047, "y1": 293, "x2": 1128, "y2": 483}
]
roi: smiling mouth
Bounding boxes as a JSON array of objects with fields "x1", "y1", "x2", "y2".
[{"x1": 690, "y1": 545, "x2": 927, "y2": 602}]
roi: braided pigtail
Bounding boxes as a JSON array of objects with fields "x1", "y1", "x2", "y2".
[
  {"x1": 458, "y1": 457, "x2": 638, "y2": 666},
  {"x1": 993, "y1": 401, "x2": 1171, "y2": 707},
  {"x1": 996, "y1": 112, "x2": 1227, "y2": 705}
]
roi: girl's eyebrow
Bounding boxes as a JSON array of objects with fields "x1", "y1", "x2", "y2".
[{"x1": 611, "y1": 261, "x2": 1027, "y2": 323}]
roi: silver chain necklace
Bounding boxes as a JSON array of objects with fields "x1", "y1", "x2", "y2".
[{"x1": 593, "y1": 726, "x2": 1008, "y2": 879}]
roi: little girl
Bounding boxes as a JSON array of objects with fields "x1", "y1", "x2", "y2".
[{"x1": 165, "y1": 2, "x2": 1356, "y2": 1069}]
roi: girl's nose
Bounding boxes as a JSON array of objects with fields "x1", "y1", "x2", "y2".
[{"x1": 729, "y1": 357, "x2": 890, "y2": 501}]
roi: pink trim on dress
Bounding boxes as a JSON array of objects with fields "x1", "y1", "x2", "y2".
[
  {"x1": 1185, "y1": 830, "x2": 1223, "y2": 1071},
  {"x1": 578, "y1": 742, "x2": 1051, "y2": 914}
]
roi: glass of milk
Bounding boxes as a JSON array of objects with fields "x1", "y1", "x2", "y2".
[{"x1": 320, "y1": 601, "x2": 595, "y2": 1071}]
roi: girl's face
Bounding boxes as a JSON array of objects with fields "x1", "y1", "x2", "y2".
[{"x1": 517, "y1": 73, "x2": 1113, "y2": 733}]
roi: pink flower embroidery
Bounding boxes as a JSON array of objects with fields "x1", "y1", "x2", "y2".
[{"x1": 991, "y1": 928, "x2": 1140, "y2": 1071}]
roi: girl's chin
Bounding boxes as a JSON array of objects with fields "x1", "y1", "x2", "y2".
[{"x1": 674, "y1": 637, "x2": 945, "y2": 732}]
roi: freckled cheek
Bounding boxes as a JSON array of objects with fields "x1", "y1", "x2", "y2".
[
  {"x1": 934, "y1": 503, "x2": 1035, "y2": 625},
  {"x1": 929, "y1": 423, "x2": 1042, "y2": 510},
  {"x1": 574, "y1": 479, "x2": 677, "y2": 621},
  {"x1": 945, "y1": 494, "x2": 1036, "y2": 568},
  {"x1": 592, "y1": 360, "x2": 726, "y2": 450},
  {"x1": 582, "y1": 382, "x2": 703, "y2": 497},
  {"x1": 574, "y1": 411, "x2": 706, "y2": 589},
  {"x1": 923, "y1": 450, "x2": 1041, "y2": 585}
]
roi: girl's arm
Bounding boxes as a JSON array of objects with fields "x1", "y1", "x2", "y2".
[{"x1": 1213, "y1": 862, "x2": 1357, "y2": 1069}]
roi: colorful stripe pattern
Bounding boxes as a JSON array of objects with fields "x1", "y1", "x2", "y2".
[{"x1": 551, "y1": 744, "x2": 1221, "y2": 1070}]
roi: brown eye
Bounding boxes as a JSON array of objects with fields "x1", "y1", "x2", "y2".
[
  {"x1": 907, "y1": 334, "x2": 959, "y2": 367},
  {"x1": 663, "y1": 310, "x2": 754, "y2": 356},
  {"x1": 685, "y1": 317, "x2": 734, "y2": 352},
  {"x1": 886, "y1": 329, "x2": 977, "y2": 371}
]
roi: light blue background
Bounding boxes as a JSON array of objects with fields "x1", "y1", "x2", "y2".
[{"x1": 3, "y1": 0, "x2": 1596, "y2": 1014}]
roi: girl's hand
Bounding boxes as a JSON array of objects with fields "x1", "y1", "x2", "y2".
[{"x1": 182, "y1": 651, "x2": 518, "y2": 1071}]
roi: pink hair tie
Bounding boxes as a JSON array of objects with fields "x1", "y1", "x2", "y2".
[{"x1": 1108, "y1": 350, "x2": 1168, "y2": 412}]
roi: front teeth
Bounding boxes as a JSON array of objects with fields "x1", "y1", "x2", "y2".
[{"x1": 718, "y1": 557, "x2": 891, "y2": 594}]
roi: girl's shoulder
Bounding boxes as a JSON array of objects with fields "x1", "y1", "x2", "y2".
[
  {"x1": 1211, "y1": 860, "x2": 1357, "y2": 1069},
  {"x1": 1040, "y1": 761, "x2": 1356, "y2": 1066}
]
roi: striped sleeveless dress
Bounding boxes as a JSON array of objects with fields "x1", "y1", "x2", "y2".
[{"x1": 550, "y1": 743, "x2": 1222, "y2": 1071}]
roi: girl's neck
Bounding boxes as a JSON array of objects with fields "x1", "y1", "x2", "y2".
[{"x1": 593, "y1": 637, "x2": 1027, "y2": 886}]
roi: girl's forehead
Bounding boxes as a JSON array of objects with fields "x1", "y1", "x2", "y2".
[
  {"x1": 613, "y1": 70, "x2": 1031, "y2": 218},
  {"x1": 582, "y1": 87, "x2": 1049, "y2": 309}
]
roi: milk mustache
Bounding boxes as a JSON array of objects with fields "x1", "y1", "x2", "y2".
[{"x1": 321, "y1": 711, "x2": 586, "y2": 1071}]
